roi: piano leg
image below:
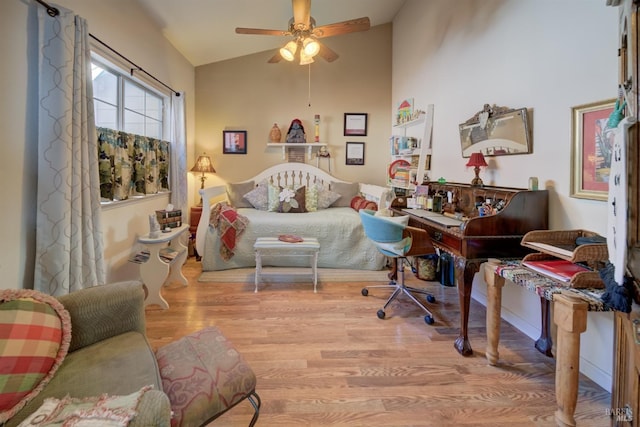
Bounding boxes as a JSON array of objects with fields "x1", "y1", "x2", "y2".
[
  {"x1": 535, "y1": 298, "x2": 554, "y2": 357},
  {"x1": 453, "y1": 257, "x2": 481, "y2": 356}
]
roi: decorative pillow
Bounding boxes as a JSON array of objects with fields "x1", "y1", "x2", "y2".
[
  {"x1": 317, "y1": 187, "x2": 342, "y2": 209},
  {"x1": 305, "y1": 185, "x2": 319, "y2": 212},
  {"x1": 17, "y1": 386, "x2": 152, "y2": 426},
  {"x1": 0, "y1": 290, "x2": 71, "y2": 424},
  {"x1": 226, "y1": 181, "x2": 254, "y2": 208},
  {"x1": 350, "y1": 196, "x2": 378, "y2": 211},
  {"x1": 330, "y1": 181, "x2": 360, "y2": 207},
  {"x1": 267, "y1": 183, "x2": 281, "y2": 212},
  {"x1": 243, "y1": 180, "x2": 269, "y2": 210},
  {"x1": 378, "y1": 214, "x2": 410, "y2": 226},
  {"x1": 278, "y1": 186, "x2": 306, "y2": 213}
]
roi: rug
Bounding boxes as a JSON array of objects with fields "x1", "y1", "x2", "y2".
[{"x1": 198, "y1": 267, "x2": 390, "y2": 283}]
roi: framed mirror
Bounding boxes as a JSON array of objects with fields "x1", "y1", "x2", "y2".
[{"x1": 459, "y1": 105, "x2": 532, "y2": 157}]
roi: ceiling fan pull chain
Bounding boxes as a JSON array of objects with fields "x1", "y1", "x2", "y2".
[{"x1": 308, "y1": 64, "x2": 312, "y2": 107}]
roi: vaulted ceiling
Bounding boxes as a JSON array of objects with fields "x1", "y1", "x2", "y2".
[{"x1": 136, "y1": 0, "x2": 407, "y2": 66}]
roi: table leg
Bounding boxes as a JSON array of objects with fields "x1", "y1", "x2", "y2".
[
  {"x1": 553, "y1": 293, "x2": 588, "y2": 427},
  {"x1": 140, "y1": 244, "x2": 170, "y2": 310},
  {"x1": 254, "y1": 250, "x2": 262, "y2": 293},
  {"x1": 484, "y1": 262, "x2": 505, "y2": 365},
  {"x1": 312, "y1": 250, "x2": 318, "y2": 293},
  {"x1": 166, "y1": 239, "x2": 188, "y2": 287},
  {"x1": 453, "y1": 257, "x2": 481, "y2": 356}
]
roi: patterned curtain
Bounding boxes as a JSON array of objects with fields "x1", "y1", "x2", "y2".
[
  {"x1": 97, "y1": 127, "x2": 171, "y2": 201},
  {"x1": 35, "y1": 5, "x2": 105, "y2": 295}
]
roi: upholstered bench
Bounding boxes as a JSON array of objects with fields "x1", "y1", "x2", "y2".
[{"x1": 155, "y1": 327, "x2": 260, "y2": 427}]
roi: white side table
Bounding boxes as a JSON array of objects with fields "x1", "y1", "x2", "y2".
[
  {"x1": 138, "y1": 224, "x2": 189, "y2": 309},
  {"x1": 253, "y1": 237, "x2": 320, "y2": 293}
]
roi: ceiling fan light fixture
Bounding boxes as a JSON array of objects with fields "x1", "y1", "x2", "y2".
[
  {"x1": 279, "y1": 40, "x2": 297, "y2": 61},
  {"x1": 302, "y1": 37, "x2": 320, "y2": 57},
  {"x1": 299, "y1": 49, "x2": 315, "y2": 65}
]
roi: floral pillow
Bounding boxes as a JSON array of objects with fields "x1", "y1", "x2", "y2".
[
  {"x1": 268, "y1": 184, "x2": 306, "y2": 213},
  {"x1": 0, "y1": 290, "x2": 71, "y2": 424}
]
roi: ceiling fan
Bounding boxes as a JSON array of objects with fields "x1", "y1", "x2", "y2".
[{"x1": 235, "y1": 0, "x2": 370, "y2": 64}]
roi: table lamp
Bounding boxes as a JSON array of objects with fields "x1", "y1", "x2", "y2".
[
  {"x1": 466, "y1": 152, "x2": 488, "y2": 187},
  {"x1": 190, "y1": 153, "x2": 216, "y2": 205}
]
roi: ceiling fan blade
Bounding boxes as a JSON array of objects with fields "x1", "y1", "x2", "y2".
[
  {"x1": 292, "y1": 0, "x2": 311, "y2": 29},
  {"x1": 313, "y1": 17, "x2": 370, "y2": 38},
  {"x1": 235, "y1": 27, "x2": 290, "y2": 36},
  {"x1": 267, "y1": 50, "x2": 284, "y2": 63},
  {"x1": 317, "y1": 42, "x2": 339, "y2": 62}
]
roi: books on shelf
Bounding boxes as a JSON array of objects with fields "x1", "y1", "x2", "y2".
[
  {"x1": 156, "y1": 209, "x2": 182, "y2": 229},
  {"x1": 522, "y1": 259, "x2": 590, "y2": 282}
]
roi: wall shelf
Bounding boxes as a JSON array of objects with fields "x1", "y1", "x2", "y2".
[{"x1": 267, "y1": 142, "x2": 327, "y2": 160}]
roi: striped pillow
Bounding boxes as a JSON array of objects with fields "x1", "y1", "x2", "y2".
[{"x1": 0, "y1": 290, "x2": 71, "y2": 424}]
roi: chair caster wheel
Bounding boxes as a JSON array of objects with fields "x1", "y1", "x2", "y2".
[
  {"x1": 426, "y1": 295, "x2": 436, "y2": 303},
  {"x1": 361, "y1": 288, "x2": 369, "y2": 296},
  {"x1": 424, "y1": 315, "x2": 434, "y2": 325},
  {"x1": 377, "y1": 309, "x2": 386, "y2": 319}
]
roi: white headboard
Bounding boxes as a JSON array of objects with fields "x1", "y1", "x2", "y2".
[{"x1": 195, "y1": 163, "x2": 391, "y2": 255}]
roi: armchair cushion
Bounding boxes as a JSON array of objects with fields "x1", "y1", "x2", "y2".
[{"x1": 0, "y1": 290, "x2": 71, "y2": 424}]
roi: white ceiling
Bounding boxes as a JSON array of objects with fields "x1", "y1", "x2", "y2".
[{"x1": 136, "y1": 0, "x2": 407, "y2": 67}]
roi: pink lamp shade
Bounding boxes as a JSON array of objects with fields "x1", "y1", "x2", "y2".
[
  {"x1": 466, "y1": 152, "x2": 488, "y2": 167},
  {"x1": 466, "y1": 152, "x2": 488, "y2": 186}
]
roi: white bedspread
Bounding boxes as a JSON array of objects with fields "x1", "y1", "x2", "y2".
[{"x1": 201, "y1": 207, "x2": 385, "y2": 271}]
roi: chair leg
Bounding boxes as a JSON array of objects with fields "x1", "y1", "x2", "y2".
[
  {"x1": 362, "y1": 257, "x2": 437, "y2": 323},
  {"x1": 247, "y1": 390, "x2": 261, "y2": 427}
]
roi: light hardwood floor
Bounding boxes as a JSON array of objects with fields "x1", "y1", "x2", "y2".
[{"x1": 144, "y1": 258, "x2": 611, "y2": 426}]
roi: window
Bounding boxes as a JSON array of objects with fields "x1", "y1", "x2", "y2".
[
  {"x1": 92, "y1": 61, "x2": 165, "y2": 139},
  {"x1": 92, "y1": 58, "x2": 171, "y2": 203}
]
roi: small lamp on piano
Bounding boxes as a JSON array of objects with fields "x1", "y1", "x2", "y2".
[
  {"x1": 190, "y1": 153, "x2": 216, "y2": 205},
  {"x1": 466, "y1": 152, "x2": 488, "y2": 187}
]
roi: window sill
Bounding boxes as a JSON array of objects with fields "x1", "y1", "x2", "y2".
[{"x1": 100, "y1": 192, "x2": 170, "y2": 211}]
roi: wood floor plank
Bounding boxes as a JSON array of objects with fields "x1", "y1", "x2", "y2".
[{"x1": 144, "y1": 258, "x2": 610, "y2": 426}]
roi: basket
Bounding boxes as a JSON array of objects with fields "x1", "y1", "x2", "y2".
[
  {"x1": 521, "y1": 229, "x2": 608, "y2": 264},
  {"x1": 521, "y1": 252, "x2": 604, "y2": 289},
  {"x1": 412, "y1": 254, "x2": 438, "y2": 281}
]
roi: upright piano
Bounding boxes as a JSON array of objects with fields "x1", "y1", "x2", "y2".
[{"x1": 391, "y1": 182, "x2": 548, "y2": 356}]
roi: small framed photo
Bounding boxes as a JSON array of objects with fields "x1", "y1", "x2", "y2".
[
  {"x1": 344, "y1": 113, "x2": 368, "y2": 136},
  {"x1": 570, "y1": 99, "x2": 616, "y2": 201},
  {"x1": 223, "y1": 130, "x2": 247, "y2": 154},
  {"x1": 346, "y1": 142, "x2": 365, "y2": 165}
]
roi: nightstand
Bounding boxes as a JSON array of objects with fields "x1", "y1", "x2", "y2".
[{"x1": 189, "y1": 206, "x2": 203, "y2": 260}]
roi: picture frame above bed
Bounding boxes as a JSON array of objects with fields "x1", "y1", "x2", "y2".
[
  {"x1": 223, "y1": 130, "x2": 247, "y2": 154},
  {"x1": 344, "y1": 113, "x2": 368, "y2": 136},
  {"x1": 346, "y1": 142, "x2": 365, "y2": 165}
]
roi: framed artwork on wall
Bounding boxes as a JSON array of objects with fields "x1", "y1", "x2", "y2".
[
  {"x1": 346, "y1": 142, "x2": 365, "y2": 165},
  {"x1": 344, "y1": 113, "x2": 368, "y2": 136},
  {"x1": 223, "y1": 130, "x2": 247, "y2": 154},
  {"x1": 570, "y1": 99, "x2": 616, "y2": 201}
]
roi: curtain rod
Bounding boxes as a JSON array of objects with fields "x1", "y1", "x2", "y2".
[{"x1": 34, "y1": 0, "x2": 181, "y2": 97}]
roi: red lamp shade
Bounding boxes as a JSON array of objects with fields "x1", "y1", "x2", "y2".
[
  {"x1": 466, "y1": 152, "x2": 488, "y2": 167},
  {"x1": 466, "y1": 152, "x2": 488, "y2": 186}
]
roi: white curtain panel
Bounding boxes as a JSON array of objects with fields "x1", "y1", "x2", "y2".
[
  {"x1": 35, "y1": 5, "x2": 105, "y2": 295},
  {"x1": 170, "y1": 91, "x2": 188, "y2": 215}
]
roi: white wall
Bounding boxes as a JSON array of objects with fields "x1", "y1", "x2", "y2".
[
  {"x1": 1, "y1": 0, "x2": 195, "y2": 289},
  {"x1": 393, "y1": 0, "x2": 618, "y2": 390}
]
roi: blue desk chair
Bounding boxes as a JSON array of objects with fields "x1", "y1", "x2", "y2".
[{"x1": 359, "y1": 209, "x2": 438, "y2": 324}]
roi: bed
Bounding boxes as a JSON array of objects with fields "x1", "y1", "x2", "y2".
[{"x1": 195, "y1": 163, "x2": 392, "y2": 271}]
